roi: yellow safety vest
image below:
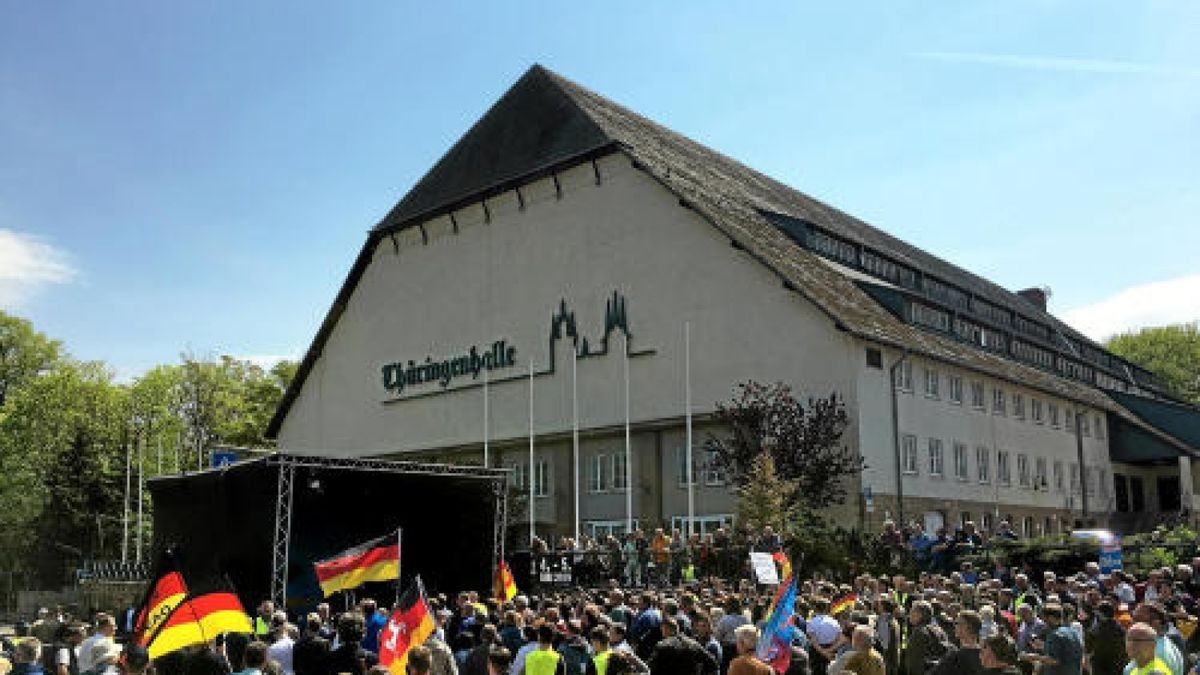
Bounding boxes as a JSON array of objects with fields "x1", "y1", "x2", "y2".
[
  {"x1": 593, "y1": 650, "x2": 611, "y2": 675},
  {"x1": 254, "y1": 616, "x2": 270, "y2": 637},
  {"x1": 526, "y1": 648, "x2": 562, "y2": 675},
  {"x1": 1130, "y1": 656, "x2": 1170, "y2": 675},
  {"x1": 682, "y1": 564, "x2": 696, "y2": 583}
]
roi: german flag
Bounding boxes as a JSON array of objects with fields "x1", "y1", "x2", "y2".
[
  {"x1": 378, "y1": 577, "x2": 435, "y2": 675},
  {"x1": 314, "y1": 531, "x2": 401, "y2": 597},
  {"x1": 830, "y1": 593, "x2": 857, "y2": 616},
  {"x1": 145, "y1": 588, "x2": 253, "y2": 659},
  {"x1": 133, "y1": 551, "x2": 189, "y2": 647},
  {"x1": 493, "y1": 561, "x2": 517, "y2": 602}
]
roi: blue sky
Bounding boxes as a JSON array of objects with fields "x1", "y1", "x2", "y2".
[{"x1": 2, "y1": 2, "x2": 1198, "y2": 379}]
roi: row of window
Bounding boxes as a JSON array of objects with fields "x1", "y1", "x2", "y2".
[
  {"x1": 799, "y1": 219, "x2": 1165, "y2": 392},
  {"x1": 900, "y1": 434, "x2": 1109, "y2": 498},
  {"x1": 509, "y1": 447, "x2": 728, "y2": 497},
  {"x1": 895, "y1": 361, "x2": 1106, "y2": 438}
]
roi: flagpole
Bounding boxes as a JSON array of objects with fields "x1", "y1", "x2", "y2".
[
  {"x1": 395, "y1": 527, "x2": 403, "y2": 607},
  {"x1": 528, "y1": 359, "x2": 536, "y2": 546},
  {"x1": 483, "y1": 368, "x2": 490, "y2": 467},
  {"x1": 136, "y1": 436, "x2": 144, "y2": 565},
  {"x1": 572, "y1": 343, "x2": 580, "y2": 545},
  {"x1": 624, "y1": 332, "x2": 632, "y2": 535},
  {"x1": 685, "y1": 321, "x2": 695, "y2": 539},
  {"x1": 122, "y1": 439, "x2": 131, "y2": 564}
]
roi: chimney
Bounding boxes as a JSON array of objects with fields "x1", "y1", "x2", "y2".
[{"x1": 1017, "y1": 287, "x2": 1050, "y2": 312}]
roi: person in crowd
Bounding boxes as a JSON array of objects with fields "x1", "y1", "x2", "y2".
[
  {"x1": 407, "y1": 646, "x2": 433, "y2": 675},
  {"x1": 838, "y1": 625, "x2": 883, "y2": 675},
  {"x1": 647, "y1": 617, "x2": 716, "y2": 675},
  {"x1": 722, "y1": 624, "x2": 768, "y2": 675},
  {"x1": 981, "y1": 635, "x2": 1021, "y2": 675},
  {"x1": 76, "y1": 615, "x2": 115, "y2": 675},
  {"x1": 1130, "y1": 602, "x2": 1184, "y2": 675},
  {"x1": 522, "y1": 625, "x2": 564, "y2": 675},
  {"x1": 1124, "y1": 623, "x2": 1171, "y2": 675},
  {"x1": 12, "y1": 640, "x2": 45, "y2": 675},
  {"x1": 1087, "y1": 601, "x2": 1128, "y2": 675},
  {"x1": 1020, "y1": 604, "x2": 1082, "y2": 675},
  {"x1": 360, "y1": 600, "x2": 387, "y2": 654},
  {"x1": 293, "y1": 613, "x2": 330, "y2": 675},
  {"x1": 485, "y1": 647, "x2": 512, "y2": 675},
  {"x1": 806, "y1": 598, "x2": 841, "y2": 675},
  {"x1": 692, "y1": 612, "x2": 722, "y2": 667},
  {"x1": 902, "y1": 600, "x2": 947, "y2": 675},
  {"x1": 936, "y1": 608, "x2": 982, "y2": 674},
  {"x1": 253, "y1": 603, "x2": 274, "y2": 641},
  {"x1": 327, "y1": 612, "x2": 377, "y2": 675},
  {"x1": 873, "y1": 596, "x2": 901, "y2": 675},
  {"x1": 424, "y1": 627, "x2": 459, "y2": 675},
  {"x1": 267, "y1": 611, "x2": 295, "y2": 675},
  {"x1": 53, "y1": 624, "x2": 84, "y2": 675},
  {"x1": 555, "y1": 621, "x2": 590, "y2": 675}
]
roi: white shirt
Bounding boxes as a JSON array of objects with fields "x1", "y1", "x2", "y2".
[
  {"x1": 77, "y1": 634, "x2": 105, "y2": 674},
  {"x1": 807, "y1": 614, "x2": 841, "y2": 647},
  {"x1": 1116, "y1": 583, "x2": 1136, "y2": 604},
  {"x1": 268, "y1": 636, "x2": 295, "y2": 675}
]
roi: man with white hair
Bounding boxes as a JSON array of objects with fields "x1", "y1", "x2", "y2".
[
  {"x1": 840, "y1": 625, "x2": 884, "y2": 675},
  {"x1": 727, "y1": 625, "x2": 771, "y2": 675}
]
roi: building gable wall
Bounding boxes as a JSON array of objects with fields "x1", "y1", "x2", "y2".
[{"x1": 277, "y1": 153, "x2": 861, "y2": 458}]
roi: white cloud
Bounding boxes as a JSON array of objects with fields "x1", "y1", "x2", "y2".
[
  {"x1": 1062, "y1": 274, "x2": 1200, "y2": 342},
  {"x1": 916, "y1": 51, "x2": 1200, "y2": 78},
  {"x1": 0, "y1": 228, "x2": 76, "y2": 308}
]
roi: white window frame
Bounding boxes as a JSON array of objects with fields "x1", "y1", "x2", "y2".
[
  {"x1": 1035, "y1": 457, "x2": 1047, "y2": 490},
  {"x1": 586, "y1": 520, "x2": 638, "y2": 539},
  {"x1": 924, "y1": 368, "x2": 940, "y2": 399},
  {"x1": 953, "y1": 442, "x2": 968, "y2": 481},
  {"x1": 703, "y1": 448, "x2": 726, "y2": 486},
  {"x1": 1070, "y1": 462, "x2": 1081, "y2": 493},
  {"x1": 510, "y1": 463, "x2": 529, "y2": 491},
  {"x1": 971, "y1": 381, "x2": 985, "y2": 409},
  {"x1": 1065, "y1": 409, "x2": 1076, "y2": 434},
  {"x1": 1013, "y1": 393, "x2": 1025, "y2": 420},
  {"x1": 949, "y1": 375, "x2": 963, "y2": 404},
  {"x1": 611, "y1": 453, "x2": 629, "y2": 492},
  {"x1": 1081, "y1": 413, "x2": 1091, "y2": 437},
  {"x1": 1049, "y1": 403, "x2": 1060, "y2": 428},
  {"x1": 588, "y1": 454, "x2": 608, "y2": 493},
  {"x1": 998, "y1": 451, "x2": 1011, "y2": 485},
  {"x1": 993, "y1": 388, "x2": 1006, "y2": 415},
  {"x1": 534, "y1": 459, "x2": 550, "y2": 497},
  {"x1": 897, "y1": 361, "x2": 914, "y2": 392},
  {"x1": 976, "y1": 446, "x2": 991, "y2": 484},
  {"x1": 1017, "y1": 453, "x2": 1030, "y2": 487},
  {"x1": 928, "y1": 438, "x2": 944, "y2": 476},
  {"x1": 1054, "y1": 461, "x2": 1064, "y2": 492},
  {"x1": 902, "y1": 434, "x2": 918, "y2": 474},
  {"x1": 670, "y1": 514, "x2": 733, "y2": 537},
  {"x1": 1032, "y1": 399, "x2": 1044, "y2": 424}
]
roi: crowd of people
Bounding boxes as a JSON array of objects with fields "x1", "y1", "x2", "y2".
[{"x1": 5, "y1": 532, "x2": 1200, "y2": 675}]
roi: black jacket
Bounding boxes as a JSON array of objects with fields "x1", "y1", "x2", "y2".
[{"x1": 648, "y1": 635, "x2": 717, "y2": 675}]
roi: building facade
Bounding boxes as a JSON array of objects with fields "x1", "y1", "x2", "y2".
[{"x1": 268, "y1": 66, "x2": 1200, "y2": 542}]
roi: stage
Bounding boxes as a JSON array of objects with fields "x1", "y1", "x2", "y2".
[{"x1": 149, "y1": 453, "x2": 508, "y2": 609}]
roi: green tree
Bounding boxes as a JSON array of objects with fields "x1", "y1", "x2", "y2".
[
  {"x1": 0, "y1": 311, "x2": 62, "y2": 409},
  {"x1": 735, "y1": 452, "x2": 798, "y2": 533},
  {"x1": 706, "y1": 381, "x2": 859, "y2": 521},
  {"x1": 0, "y1": 361, "x2": 128, "y2": 584},
  {"x1": 1107, "y1": 322, "x2": 1200, "y2": 404}
]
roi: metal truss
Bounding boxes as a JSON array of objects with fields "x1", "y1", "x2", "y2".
[
  {"x1": 266, "y1": 452, "x2": 507, "y2": 606},
  {"x1": 270, "y1": 461, "x2": 296, "y2": 608}
]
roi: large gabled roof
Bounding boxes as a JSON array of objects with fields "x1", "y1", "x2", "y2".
[{"x1": 266, "y1": 65, "x2": 1186, "y2": 448}]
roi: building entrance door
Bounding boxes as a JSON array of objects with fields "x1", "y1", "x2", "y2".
[{"x1": 923, "y1": 510, "x2": 945, "y2": 534}]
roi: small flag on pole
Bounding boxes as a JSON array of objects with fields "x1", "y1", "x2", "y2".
[
  {"x1": 494, "y1": 561, "x2": 517, "y2": 602},
  {"x1": 314, "y1": 530, "x2": 401, "y2": 597},
  {"x1": 830, "y1": 593, "x2": 858, "y2": 616},
  {"x1": 379, "y1": 577, "x2": 436, "y2": 675}
]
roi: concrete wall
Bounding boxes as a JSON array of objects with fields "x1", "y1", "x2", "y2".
[
  {"x1": 278, "y1": 152, "x2": 859, "y2": 458},
  {"x1": 861, "y1": 348, "x2": 1113, "y2": 529}
]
